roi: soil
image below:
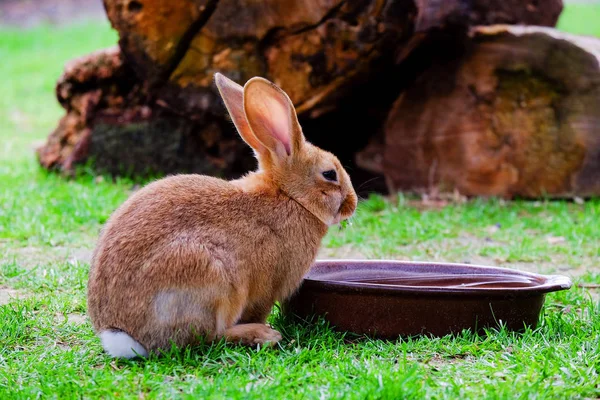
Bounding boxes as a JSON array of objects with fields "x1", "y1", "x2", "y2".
[{"x1": 0, "y1": 287, "x2": 30, "y2": 305}]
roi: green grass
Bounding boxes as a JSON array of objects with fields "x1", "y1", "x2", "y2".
[
  {"x1": 328, "y1": 195, "x2": 600, "y2": 270},
  {"x1": 557, "y1": 3, "x2": 600, "y2": 37},
  {"x1": 0, "y1": 22, "x2": 119, "y2": 162},
  {"x1": 1, "y1": 9, "x2": 599, "y2": 400}
]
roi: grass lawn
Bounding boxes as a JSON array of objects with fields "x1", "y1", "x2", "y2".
[
  {"x1": 557, "y1": 3, "x2": 600, "y2": 37},
  {"x1": 1, "y1": 9, "x2": 600, "y2": 400}
]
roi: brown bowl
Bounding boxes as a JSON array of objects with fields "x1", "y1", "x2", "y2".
[{"x1": 283, "y1": 260, "x2": 572, "y2": 338}]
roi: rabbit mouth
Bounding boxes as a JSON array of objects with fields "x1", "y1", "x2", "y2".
[{"x1": 331, "y1": 213, "x2": 342, "y2": 226}]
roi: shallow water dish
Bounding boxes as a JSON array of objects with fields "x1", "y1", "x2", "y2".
[{"x1": 284, "y1": 260, "x2": 572, "y2": 338}]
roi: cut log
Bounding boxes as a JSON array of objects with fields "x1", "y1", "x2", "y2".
[
  {"x1": 38, "y1": 0, "x2": 564, "y2": 193},
  {"x1": 383, "y1": 26, "x2": 600, "y2": 197},
  {"x1": 105, "y1": 0, "x2": 562, "y2": 116}
]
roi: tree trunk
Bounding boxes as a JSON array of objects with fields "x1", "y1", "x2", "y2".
[
  {"x1": 37, "y1": 0, "x2": 566, "y2": 196},
  {"x1": 383, "y1": 26, "x2": 600, "y2": 197}
]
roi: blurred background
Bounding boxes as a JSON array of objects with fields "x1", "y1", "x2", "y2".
[{"x1": 2, "y1": 0, "x2": 600, "y2": 200}]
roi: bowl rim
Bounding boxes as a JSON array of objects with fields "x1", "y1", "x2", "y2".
[{"x1": 304, "y1": 259, "x2": 573, "y2": 297}]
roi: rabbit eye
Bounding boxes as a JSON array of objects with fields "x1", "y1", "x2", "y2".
[{"x1": 322, "y1": 170, "x2": 337, "y2": 182}]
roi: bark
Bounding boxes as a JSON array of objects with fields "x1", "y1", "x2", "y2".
[
  {"x1": 37, "y1": 47, "x2": 256, "y2": 178},
  {"x1": 105, "y1": 0, "x2": 562, "y2": 116},
  {"x1": 383, "y1": 26, "x2": 600, "y2": 197}
]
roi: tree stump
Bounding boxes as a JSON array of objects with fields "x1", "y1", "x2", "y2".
[{"x1": 38, "y1": 0, "x2": 581, "y2": 198}]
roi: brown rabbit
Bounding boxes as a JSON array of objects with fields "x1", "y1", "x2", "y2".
[{"x1": 87, "y1": 73, "x2": 357, "y2": 358}]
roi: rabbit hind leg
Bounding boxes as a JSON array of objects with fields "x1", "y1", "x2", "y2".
[{"x1": 147, "y1": 283, "x2": 247, "y2": 351}]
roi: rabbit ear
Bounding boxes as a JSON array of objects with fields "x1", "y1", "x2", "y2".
[
  {"x1": 214, "y1": 73, "x2": 267, "y2": 155},
  {"x1": 243, "y1": 77, "x2": 304, "y2": 160}
]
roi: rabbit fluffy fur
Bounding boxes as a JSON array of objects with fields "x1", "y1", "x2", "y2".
[{"x1": 87, "y1": 74, "x2": 357, "y2": 358}]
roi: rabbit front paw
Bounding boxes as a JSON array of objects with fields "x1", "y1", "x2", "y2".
[{"x1": 224, "y1": 323, "x2": 282, "y2": 347}]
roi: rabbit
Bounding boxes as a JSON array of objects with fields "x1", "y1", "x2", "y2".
[{"x1": 87, "y1": 73, "x2": 358, "y2": 358}]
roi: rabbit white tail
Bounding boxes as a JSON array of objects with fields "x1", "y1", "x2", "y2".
[{"x1": 99, "y1": 330, "x2": 148, "y2": 358}]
